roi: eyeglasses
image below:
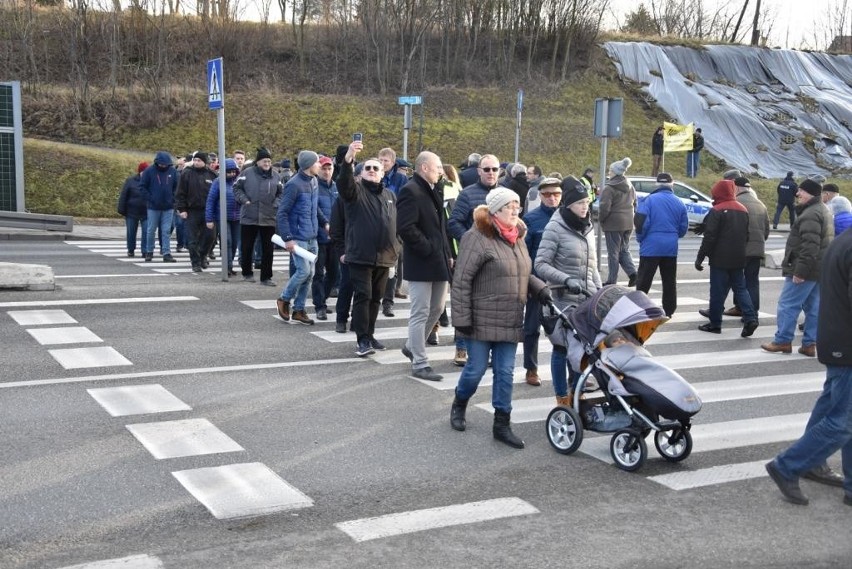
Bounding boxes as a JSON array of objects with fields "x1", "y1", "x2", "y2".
[
  {"x1": 480, "y1": 167, "x2": 499, "y2": 173},
  {"x1": 363, "y1": 165, "x2": 381, "y2": 172},
  {"x1": 540, "y1": 192, "x2": 562, "y2": 198},
  {"x1": 502, "y1": 205, "x2": 523, "y2": 213}
]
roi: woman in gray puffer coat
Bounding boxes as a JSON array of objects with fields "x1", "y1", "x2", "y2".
[
  {"x1": 535, "y1": 177, "x2": 602, "y2": 407},
  {"x1": 450, "y1": 187, "x2": 550, "y2": 450}
]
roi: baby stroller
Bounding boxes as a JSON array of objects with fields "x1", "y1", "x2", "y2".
[{"x1": 542, "y1": 285, "x2": 702, "y2": 472}]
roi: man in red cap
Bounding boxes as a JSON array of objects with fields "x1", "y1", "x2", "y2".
[{"x1": 312, "y1": 155, "x2": 339, "y2": 321}]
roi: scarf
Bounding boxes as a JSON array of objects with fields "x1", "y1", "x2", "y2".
[
  {"x1": 493, "y1": 215, "x2": 519, "y2": 245},
  {"x1": 559, "y1": 206, "x2": 591, "y2": 232}
]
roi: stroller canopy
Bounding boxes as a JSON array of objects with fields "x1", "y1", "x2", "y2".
[{"x1": 568, "y1": 285, "x2": 668, "y2": 348}]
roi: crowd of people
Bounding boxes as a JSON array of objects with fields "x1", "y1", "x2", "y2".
[{"x1": 117, "y1": 144, "x2": 852, "y2": 497}]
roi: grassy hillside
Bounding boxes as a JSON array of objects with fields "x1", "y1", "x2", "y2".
[{"x1": 21, "y1": 53, "x2": 835, "y2": 218}]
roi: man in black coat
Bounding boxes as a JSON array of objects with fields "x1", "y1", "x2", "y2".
[
  {"x1": 397, "y1": 151, "x2": 453, "y2": 381},
  {"x1": 766, "y1": 227, "x2": 852, "y2": 506}
]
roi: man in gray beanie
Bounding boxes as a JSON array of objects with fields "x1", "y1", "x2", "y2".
[
  {"x1": 599, "y1": 157, "x2": 638, "y2": 286},
  {"x1": 297, "y1": 150, "x2": 319, "y2": 171},
  {"x1": 275, "y1": 149, "x2": 327, "y2": 326}
]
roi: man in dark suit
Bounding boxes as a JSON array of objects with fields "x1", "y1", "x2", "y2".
[{"x1": 397, "y1": 151, "x2": 453, "y2": 381}]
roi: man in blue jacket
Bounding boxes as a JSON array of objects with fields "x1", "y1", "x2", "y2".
[
  {"x1": 276, "y1": 150, "x2": 328, "y2": 326},
  {"x1": 633, "y1": 172, "x2": 688, "y2": 317},
  {"x1": 140, "y1": 151, "x2": 178, "y2": 262}
]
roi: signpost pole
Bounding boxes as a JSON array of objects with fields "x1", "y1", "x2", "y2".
[
  {"x1": 207, "y1": 57, "x2": 228, "y2": 282},
  {"x1": 514, "y1": 89, "x2": 523, "y2": 164}
]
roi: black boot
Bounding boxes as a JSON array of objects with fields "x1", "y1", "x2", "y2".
[
  {"x1": 450, "y1": 394, "x2": 469, "y2": 431},
  {"x1": 492, "y1": 409, "x2": 524, "y2": 449}
]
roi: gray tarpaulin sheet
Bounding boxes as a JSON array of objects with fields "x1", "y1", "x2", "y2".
[{"x1": 603, "y1": 42, "x2": 852, "y2": 178}]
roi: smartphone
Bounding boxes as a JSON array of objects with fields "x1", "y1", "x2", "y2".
[{"x1": 353, "y1": 133, "x2": 363, "y2": 142}]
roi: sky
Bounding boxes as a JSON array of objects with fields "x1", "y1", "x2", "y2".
[{"x1": 607, "y1": 0, "x2": 833, "y2": 50}]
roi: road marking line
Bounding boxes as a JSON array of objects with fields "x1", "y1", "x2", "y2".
[
  {"x1": 648, "y1": 459, "x2": 771, "y2": 490},
  {"x1": 478, "y1": 372, "x2": 824, "y2": 423},
  {"x1": 0, "y1": 357, "x2": 369, "y2": 389},
  {"x1": 49, "y1": 346, "x2": 133, "y2": 369},
  {"x1": 335, "y1": 497, "x2": 539, "y2": 543},
  {"x1": 26, "y1": 326, "x2": 103, "y2": 345},
  {"x1": 88, "y1": 384, "x2": 192, "y2": 416},
  {"x1": 126, "y1": 418, "x2": 243, "y2": 459},
  {"x1": 172, "y1": 462, "x2": 313, "y2": 519},
  {"x1": 0, "y1": 296, "x2": 198, "y2": 308},
  {"x1": 56, "y1": 554, "x2": 164, "y2": 568},
  {"x1": 56, "y1": 274, "x2": 170, "y2": 279},
  {"x1": 577, "y1": 413, "x2": 810, "y2": 464},
  {"x1": 7, "y1": 309, "x2": 77, "y2": 325}
]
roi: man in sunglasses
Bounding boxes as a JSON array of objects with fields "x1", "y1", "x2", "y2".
[
  {"x1": 336, "y1": 141, "x2": 401, "y2": 357},
  {"x1": 447, "y1": 153, "x2": 502, "y2": 367}
]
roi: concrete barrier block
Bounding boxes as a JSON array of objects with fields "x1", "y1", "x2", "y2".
[
  {"x1": 764, "y1": 249, "x2": 785, "y2": 270},
  {"x1": 0, "y1": 262, "x2": 55, "y2": 291}
]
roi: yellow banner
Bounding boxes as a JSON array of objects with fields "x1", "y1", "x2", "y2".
[{"x1": 664, "y1": 122, "x2": 694, "y2": 152}]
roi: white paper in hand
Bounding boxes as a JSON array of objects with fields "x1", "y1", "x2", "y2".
[{"x1": 271, "y1": 233, "x2": 317, "y2": 263}]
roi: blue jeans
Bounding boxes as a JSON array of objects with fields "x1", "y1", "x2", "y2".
[
  {"x1": 455, "y1": 339, "x2": 518, "y2": 414},
  {"x1": 145, "y1": 208, "x2": 173, "y2": 256},
  {"x1": 774, "y1": 365, "x2": 852, "y2": 495},
  {"x1": 774, "y1": 277, "x2": 819, "y2": 345},
  {"x1": 522, "y1": 295, "x2": 541, "y2": 371},
  {"x1": 173, "y1": 212, "x2": 186, "y2": 249},
  {"x1": 686, "y1": 151, "x2": 700, "y2": 177},
  {"x1": 707, "y1": 267, "x2": 757, "y2": 327},
  {"x1": 550, "y1": 346, "x2": 576, "y2": 398},
  {"x1": 125, "y1": 216, "x2": 148, "y2": 254},
  {"x1": 280, "y1": 239, "x2": 317, "y2": 311},
  {"x1": 216, "y1": 220, "x2": 240, "y2": 271}
]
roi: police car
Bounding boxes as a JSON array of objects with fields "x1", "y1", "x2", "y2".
[{"x1": 627, "y1": 176, "x2": 712, "y2": 227}]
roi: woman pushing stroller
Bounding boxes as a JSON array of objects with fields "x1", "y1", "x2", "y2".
[{"x1": 534, "y1": 177, "x2": 602, "y2": 407}]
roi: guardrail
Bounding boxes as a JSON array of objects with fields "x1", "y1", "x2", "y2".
[{"x1": 0, "y1": 211, "x2": 73, "y2": 231}]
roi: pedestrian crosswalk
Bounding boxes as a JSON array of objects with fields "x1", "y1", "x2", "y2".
[
  {"x1": 66, "y1": 240, "x2": 293, "y2": 275},
  {"x1": 58, "y1": 237, "x2": 832, "y2": 530}
]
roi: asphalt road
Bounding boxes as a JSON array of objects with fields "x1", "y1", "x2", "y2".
[{"x1": 1, "y1": 233, "x2": 850, "y2": 569}]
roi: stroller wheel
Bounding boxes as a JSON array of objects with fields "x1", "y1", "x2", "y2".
[
  {"x1": 546, "y1": 406, "x2": 584, "y2": 455},
  {"x1": 654, "y1": 428, "x2": 693, "y2": 462},
  {"x1": 610, "y1": 429, "x2": 647, "y2": 472}
]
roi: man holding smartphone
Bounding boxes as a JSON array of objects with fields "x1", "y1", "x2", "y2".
[{"x1": 336, "y1": 140, "x2": 401, "y2": 357}]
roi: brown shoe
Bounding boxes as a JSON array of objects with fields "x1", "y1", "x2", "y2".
[
  {"x1": 798, "y1": 344, "x2": 816, "y2": 357},
  {"x1": 276, "y1": 299, "x2": 290, "y2": 321},
  {"x1": 453, "y1": 349, "x2": 467, "y2": 367},
  {"x1": 723, "y1": 306, "x2": 743, "y2": 317},
  {"x1": 290, "y1": 310, "x2": 315, "y2": 325},
  {"x1": 555, "y1": 394, "x2": 573, "y2": 407},
  {"x1": 761, "y1": 341, "x2": 792, "y2": 354},
  {"x1": 394, "y1": 291, "x2": 408, "y2": 299},
  {"x1": 525, "y1": 369, "x2": 541, "y2": 386}
]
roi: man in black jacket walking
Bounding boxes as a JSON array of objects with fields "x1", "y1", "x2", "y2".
[{"x1": 397, "y1": 151, "x2": 453, "y2": 381}]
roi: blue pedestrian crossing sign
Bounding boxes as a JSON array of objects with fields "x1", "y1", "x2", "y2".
[{"x1": 207, "y1": 58, "x2": 224, "y2": 110}]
